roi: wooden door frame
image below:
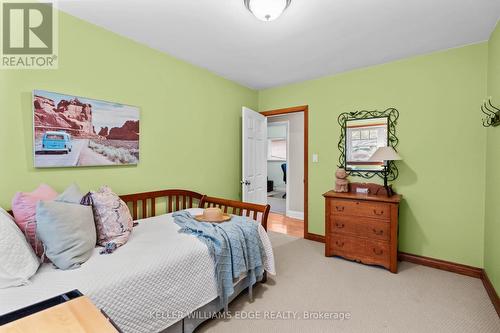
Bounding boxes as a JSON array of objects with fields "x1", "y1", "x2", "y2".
[{"x1": 261, "y1": 105, "x2": 320, "y2": 241}]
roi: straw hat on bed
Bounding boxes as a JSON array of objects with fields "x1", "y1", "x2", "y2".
[{"x1": 195, "y1": 207, "x2": 231, "y2": 223}]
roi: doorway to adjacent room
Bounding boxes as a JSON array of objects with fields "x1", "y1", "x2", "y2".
[
  {"x1": 240, "y1": 105, "x2": 308, "y2": 239},
  {"x1": 262, "y1": 106, "x2": 308, "y2": 239},
  {"x1": 266, "y1": 121, "x2": 288, "y2": 215}
]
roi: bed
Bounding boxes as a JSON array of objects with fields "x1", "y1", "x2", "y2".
[{"x1": 0, "y1": 190, "x2": 275, "y2": 333}]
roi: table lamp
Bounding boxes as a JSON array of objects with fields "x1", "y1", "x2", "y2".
[{"x1": 369, "y1": 146, "x2": 402, "y2": 197}]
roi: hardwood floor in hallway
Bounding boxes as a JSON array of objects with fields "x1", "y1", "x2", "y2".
[{"x1": 267, "y1": 212, "x2": 304, "y2": 238}]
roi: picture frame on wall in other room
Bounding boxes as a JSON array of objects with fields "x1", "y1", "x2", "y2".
[{"x1": 33, "y1": 90, "x2": 140, "y2": 168}]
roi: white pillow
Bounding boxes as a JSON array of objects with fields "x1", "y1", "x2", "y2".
[{"x1": 0, "y1": 207, "x2": 40, "y2": 288}]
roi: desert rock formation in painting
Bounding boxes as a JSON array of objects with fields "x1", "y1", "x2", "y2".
[
  {"x1": 98, "y1": 126, "x2": 109, "y2": 137},
  {"x1": 107, "y1": 120, "x2": 139, "y2": 141},
  {"x1": 34, "y1": 95, "x2": 96, "y2": 138}
]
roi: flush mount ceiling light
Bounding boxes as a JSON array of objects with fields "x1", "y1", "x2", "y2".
[{"x1": 244, "y1": 0, "x2": 292, "y2": 22}]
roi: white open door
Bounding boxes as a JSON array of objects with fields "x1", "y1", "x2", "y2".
[{"x1": 242, "y1": 107, "x2": 267, "y2": 204}]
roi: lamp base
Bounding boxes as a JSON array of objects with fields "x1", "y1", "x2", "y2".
[
  {"x1": 374, "y1": 184, "x2": 394, "y2": 197},
  {"x1": 384, "y1": 185, "x2": 394, "y2": 197}
]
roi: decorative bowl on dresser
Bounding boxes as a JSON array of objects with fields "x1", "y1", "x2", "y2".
[{"x1": 323, "y1": 183, "x2": 402, "y2": 273}]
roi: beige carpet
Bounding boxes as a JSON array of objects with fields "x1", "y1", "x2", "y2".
[{"x1": 197, "y1": 232, "x2": 500, "y2": 333}]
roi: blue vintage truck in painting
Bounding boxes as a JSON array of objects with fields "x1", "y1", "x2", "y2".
[{"x1": 41, "y1": 131, "x2": 72, "y2": 154}]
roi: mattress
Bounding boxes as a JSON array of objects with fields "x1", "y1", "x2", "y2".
[{"x1": 0, "y1": 208, "x2": 275, "y2": 333}]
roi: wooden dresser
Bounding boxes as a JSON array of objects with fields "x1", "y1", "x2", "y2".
[{"x1": 323, "y1": 185, "x2": 402, "y2": 273}]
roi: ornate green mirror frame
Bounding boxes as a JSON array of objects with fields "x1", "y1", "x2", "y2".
[{"x1": 337, "y1": 108, "x2": 400, "y2": 181}]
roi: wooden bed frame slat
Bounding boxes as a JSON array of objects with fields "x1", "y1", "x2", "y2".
[
  {"x1": 142, "y1": 200, "x2": 147, "y2": 219},
  {"x1": 132, "y1": 201, "x2": 138, "y2": 220},
  {"x1": 168, "y1": 196, "x2": 173, "y2": 213}
]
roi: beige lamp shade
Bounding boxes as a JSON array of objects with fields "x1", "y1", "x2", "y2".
[{"x1": 369, "y1": 146, "x2": 402, "y2": 162}]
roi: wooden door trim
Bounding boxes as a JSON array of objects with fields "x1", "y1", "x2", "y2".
[
  {"x1": 261, "y1": 105, "x2": 316, "y2": 240},
  {"x1": 261, "y1": 105, "x2": 309, "y2": 116}
]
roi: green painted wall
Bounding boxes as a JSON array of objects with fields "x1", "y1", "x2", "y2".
[
  {"x1": 0, "y1": 12, "x2": 258, "y2": 209},
  {"x1": 485, "y1": 22, "x2": 500, "y2": 293},
  {"x1": 259, "y1": 44, "x2": 488, "y2": 267}
]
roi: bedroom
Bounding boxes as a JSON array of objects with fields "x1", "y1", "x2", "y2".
[{"x1": 0, "y1": 0, "x2": 499, "y2": 332}]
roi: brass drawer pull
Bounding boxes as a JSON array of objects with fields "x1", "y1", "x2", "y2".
[
  {"x1": 335, "y1": 223, "x2": 345, "y2": 229},
  {"x1": 373, "y1": 209, "x2": 384, "y2": 216},
  {"x1": 373, "y1": 229, "x2": 384, "y2": 236},
  {"x1": 335, "y1": 241, "x2": 345, "y2": 248},
  {"x1": 335, "y1": 206, "x2": 345, "y2": 212},
  {"x1": 373, "y1": 248, "x2": 384, "y2": 255}
]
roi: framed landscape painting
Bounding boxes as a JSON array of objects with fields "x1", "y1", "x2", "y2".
[{"x1": 33, "y1": 90, "x2": 140, "y2": 168}]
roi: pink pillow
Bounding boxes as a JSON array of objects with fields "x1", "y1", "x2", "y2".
[{"x1": 11, "y1": 184, "x2": 58, "y2": 258}]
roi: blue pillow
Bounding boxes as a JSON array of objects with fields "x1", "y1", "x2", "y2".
[
  {"x1": 56, "y1": 183, "x2": 84, "y2": 204},
  {"x1": 36, "y1": 201, "x2": 96, "y2": 270}
]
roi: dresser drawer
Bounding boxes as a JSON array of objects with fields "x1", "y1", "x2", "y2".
[
  {"x1": 357, "y1": 219, "x2": 390, "y2": 241},
  {"x1": 330, "y1": 216, "x2": 390, "y2": 241},
  {"x1": 326, "y1": 234, "x2": 391, "y2": 268},
  {"x1": 365, "y1": 239, "x2": 390, "y2": 266},
  {"x1": 327, "y1": 234, "x2": 365, "y2": 257},
  {"x1": 331, "y1": 199, "x2": 391, "y2": 220},
  {"x1": 329, "y1": 216, "x2": 358, "y2": 235}
]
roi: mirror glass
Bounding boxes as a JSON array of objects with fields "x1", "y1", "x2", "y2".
[{"x1": 345, "y1": 117, "x2": 388, "y2": 172}]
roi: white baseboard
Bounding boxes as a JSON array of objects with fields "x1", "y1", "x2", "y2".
[{"x1": 286, "y1": 210, "x2": 304, "y2": 220}]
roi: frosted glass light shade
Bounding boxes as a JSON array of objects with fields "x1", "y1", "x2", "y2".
[
  {"x1": 245, "y1": 0, "x2": 291, "y2": 22},
  {"x1": 369, "y1": 146, "x2": 402, "y2": 162}
]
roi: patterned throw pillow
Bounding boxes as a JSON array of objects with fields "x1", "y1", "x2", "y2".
[
  {"x1": 11, "y1": 184, "x2": 58, "y2": 258},
  {"x1": 83, "y1": 186, "x2": 133, "y2": 254}
]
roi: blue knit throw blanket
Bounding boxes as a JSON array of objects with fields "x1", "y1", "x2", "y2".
[{"x1": 173, "y1": 211, "x2": 265, "y2": 311}]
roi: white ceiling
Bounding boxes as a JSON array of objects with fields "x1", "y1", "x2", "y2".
[{"x1": 57, "y1": 0, "x2": 500, "y2": 90}]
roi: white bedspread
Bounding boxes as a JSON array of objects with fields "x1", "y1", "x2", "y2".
[{"x1": 0, "y1": 208, "x2": 275, "y2": 333}]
